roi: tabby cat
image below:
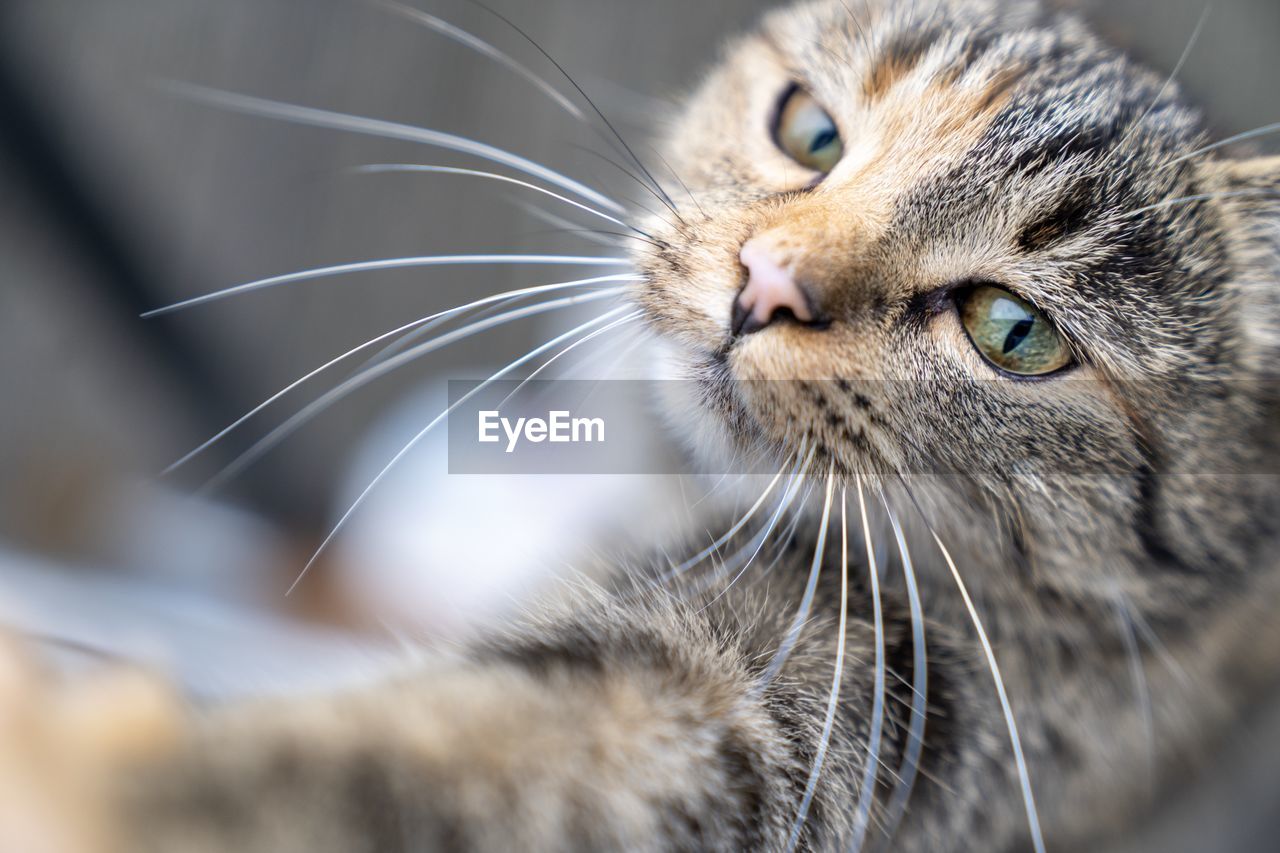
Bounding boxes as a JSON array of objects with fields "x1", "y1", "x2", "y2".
[{"x1": 6, "y1": 0, "x2": 1280, "y2": 850}]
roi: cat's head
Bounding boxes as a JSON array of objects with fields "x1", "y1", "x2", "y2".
[{"x1": 631, "y1": 0, "x2": 1280, "y2": 601}]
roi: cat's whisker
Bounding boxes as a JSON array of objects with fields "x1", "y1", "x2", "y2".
[
  {"x1": 692, "y1": 474, "x2": 813, "y2": 607},
  {"x1": 662, "y1": 460, "x2": 798, "y2": 582},
  {"x1": 164, "y1": 274, "x2": 639, "y2": 474},
  {"x1": 464, "y1": 0, "x2": 683, "y2": 218},
  {"x1": 285, "y1": 302, "x2": 635, "y2": 596},
  {"x1": 496, "y1": 310, "x2": 643, "y2": 408},
  {"x1": 1109, "y1": 586, "x2": 1155, "y2": 797},
  {"x1": 570, "y1": 144, "x2": 685, "y2": 228},
  {"x1": 835, "y1": 0, "x2": 876, "y2": 57},
  {"x1": 357, "y1": 293, "x2": 527, "y2": 373},
  {"x1": 1106, "y1": 4, "x2": 1211, "y2": 166},
  {"x1": 850, "y1": 474, "x2": 886, "y2": 853},
  {"x1": 757, "y1": 469, "x2": 836, "y2": 688},
  {"x1": 508, "y1": 217, "x2": 666, "y2": 252},
  {"x1": 689, "y1": 471, "x2": 734, "y2": 511},
  {"x1": 877, "y1": 486, "x2": 929, "y2": 848},
  {"x1": 352, "y1": 163, "x2": 655, "y2": 239},
  {"x1": 1127, "y1": 605, "x2": 1192, "y2": 689},
  {"x1": 561, "y1": 321, "x2": 648, "y2": 381},
  {"x1": 751, "y1": 482, "x2": 813, "y2": 579},
  {"x1": 1162, "y1": 121, "x2": 1280, "y2": 169},
  {"x1": 143, "y1": 254, "x2": 631, "y2": 317},
  {"x1": 1119, "y1": 188, "x2": 1280, "y2": 220},
  {"x1": 785, "y1": 477, "x2": 847, "y2": 853},
  {"x1": 156, "y1": 81, "x2": 622, "y2": 213},
  {"x1": 373, "y1": 1, "x2": 585, "y2": 121},
  {"x1": 201, "y1": 287, "x2": 629, "y2": 494},
  {"x1": 643, "y1": 142, "x2": 709, "y2": 221},
  {"x1": 921, "y1": 522, "x2": 1046, "y2": 853},
  {"x1": 513, "y1": 201, "x2": 627, "y2": 248},
  {"x1": 697, "y1": 445, "x2": 816, "y2": 608},
  {"x1": 524, "y1": 225, "x2": 662, "y2": 251}
]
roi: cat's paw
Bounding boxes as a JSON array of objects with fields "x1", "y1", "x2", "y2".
[{"x1": 0, "y1": 637, "x2": 181, "y2": 853}]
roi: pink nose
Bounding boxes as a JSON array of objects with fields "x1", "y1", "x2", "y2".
[{"x1": 735, "y1": 238, "x2": 815, "y2": 335}]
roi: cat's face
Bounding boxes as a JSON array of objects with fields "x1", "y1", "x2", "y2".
[{"x1": 632, "y1": 0, "x2": 1280, "y2": 593}]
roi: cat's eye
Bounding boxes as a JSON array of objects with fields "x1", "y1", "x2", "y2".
[
  {"x1": 773, "y1": 87, "x2": 843, "y2": 173},
  {"x1": 959, "y1": 285, "x2": 1072, "y2": 376}
]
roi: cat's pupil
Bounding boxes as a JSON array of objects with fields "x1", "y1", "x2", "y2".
[
  {"x1": 1002, "y1": 318, "x2": 1036, "y2": 354},
  {"x1": 810, "y1": 129, "x2": 837, "y2": 153}
]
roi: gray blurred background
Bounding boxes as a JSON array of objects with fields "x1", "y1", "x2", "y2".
[{"x1": 0, "y1": 0, "x2": 1277, "y2": 849}]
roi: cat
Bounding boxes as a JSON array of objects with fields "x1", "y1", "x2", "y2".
[{"x1": 5, "y1": 0, "x2": 1280, "y2": 850}]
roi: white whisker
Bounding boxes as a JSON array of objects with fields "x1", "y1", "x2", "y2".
[
  {"x1": 878, "y1": 488, "x2": 928, "y2": 846},
  {"x1": 203, "y1": 287, "x2": 627, "y2": 493},
  {"x1": 513, "y1": 200, "x2": 624, "y2": 247},
  {"x1": 375, "y1": 2, "x2": 585, "y2": 120},
  {"x1": 689, "y1": 478, "x2": 812, "y2": 605},
  {"x1": 1120, "y1": 188, "x2": 1279, "y2": 220},
  {"x1": 353, "y1": 164, "x2": 638, "y2": 233},
  {"x1": 143, "y1": 254, "x2": 631, "y2": 317},
  {"x1": 850, "y1": 475, "x2": 886, "y2": 853},
  {"x1": 1108, "y1": 4, "x2": 1211, "y2": 164},
  {"x1": 356, "y1": 294, "x2": 524, "y2": 373},
  {"x1": 758, "y1": 471, "x2": 836, "y2": 688},
  {"x1": 285, "y1": 303, "x2": 634, "y2": 596},
  {"x1": 563, "y1": 322, "x2": 647, "y2": 381},
  {"x1": 157, "y1": 82, "x2": 623, "y2": 213},
  {"x1": 785, "y1": 476, "x2": 847, "y2": 852},
  {"x1": 1127, "y1": 605, "x2": 1192, "y2": 688},
  {"x1": 926, "y1": 526, "x2": 1046, "y2": 853},
  {"x1": 497, "y1": 310, "x2": 643, "y2": 408},
  {"x1": 1110, "y1": 586, "x2": 1154, "y2": 795},
  {"x1": 662, "y1": 463, "x2": 795, "y2": 582},
  {"x1": 1163, "y1": 121, "x2": 1280, "y2": 168},
  {"x1": 165, "y1": 274, "x2": 640, "y2": 473},
  {"x1": 698, "y1": 445, "x2": 815, "y2": 608}
]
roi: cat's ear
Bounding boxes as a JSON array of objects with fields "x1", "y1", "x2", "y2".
[{"x1": 1204, "y1": 156, "x2": 1280, "y2": 368}]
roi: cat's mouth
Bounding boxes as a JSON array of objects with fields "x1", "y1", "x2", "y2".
[{"x1": 666, "y1": 341, "x2": 897, "y2": 477}]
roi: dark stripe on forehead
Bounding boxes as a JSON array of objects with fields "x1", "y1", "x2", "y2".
[{"x1": 1017, "y1": 181, "x2": 1095, "y2": 251}]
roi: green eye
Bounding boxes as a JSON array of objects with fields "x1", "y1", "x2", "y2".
[
  {"x1": 773, "y1": 87, "x2": 843, "y2": 173},
  {"x1": 959, "y1": 285, "x2": 1072, "y2": 376}
]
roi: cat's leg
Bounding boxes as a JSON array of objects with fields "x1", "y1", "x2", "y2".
[
  {"x1": 0, "y1": 637, "x2": 181, "y2": 853},
  {"x1": 8, "y1": 583, "x2": 1001, "y2": 853},
  {"x1": 113, "y1": 589, "x2": 813, "y2": 852}
]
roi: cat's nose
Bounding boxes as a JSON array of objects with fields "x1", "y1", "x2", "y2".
[{"x1": 733, "y1": 238, "x2": 821, "y2": 336}]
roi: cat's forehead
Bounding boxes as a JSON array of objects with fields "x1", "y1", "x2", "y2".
[
  {"x1": 758, "y1": 0, "x2": 1057, "y2": 77},
  {"x1": 676, "y1": 0, "x2": 1201, "y2": 253}
]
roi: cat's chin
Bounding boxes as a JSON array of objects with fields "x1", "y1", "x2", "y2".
[{"x1": 643, "y1": 337, "x2": 787, "y2": 478}]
